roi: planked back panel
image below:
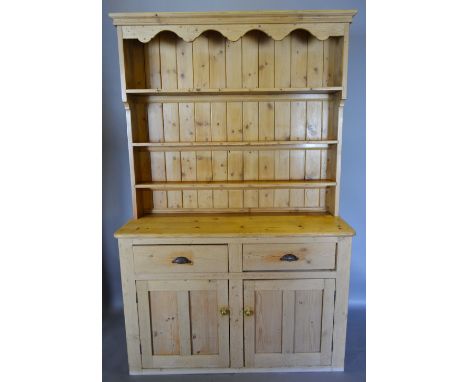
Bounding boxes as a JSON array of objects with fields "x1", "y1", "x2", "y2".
[{"x1": 119, "y1": 28, "x2": 347, "y2": 216}]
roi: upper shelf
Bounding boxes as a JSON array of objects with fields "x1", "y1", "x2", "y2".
[
  {"x1": 126, "y1": 87, "x2": 343, "y2": 96},
  {"x1": 111, "y1": 10, "x2": 357, "y2": 42}
]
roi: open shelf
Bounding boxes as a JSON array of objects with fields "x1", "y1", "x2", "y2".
[
  {"x1": 126, "y1": 87, "x2": 343, "y2": 96},
  {"x1": 133, "y1": 140, "x2": 338, "y2": 151},
  {"x1": 135, "y1": 180, "x2": 336, "y2": 191}
]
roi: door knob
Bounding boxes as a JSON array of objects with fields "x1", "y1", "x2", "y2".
[
  {"x1": 243, "y1": 307, "x2": 254, "y2": 317},
  {"x1": 219, "y1": 307, "x2": 230, "y2": 316}
]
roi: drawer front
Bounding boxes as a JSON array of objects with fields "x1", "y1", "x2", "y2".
[
  {"x1": 133, "y1": 245, "x2": 228, "y2": 274},
  {"x1": 243, "y1": 243, "x2": 336, "y2": 271}
]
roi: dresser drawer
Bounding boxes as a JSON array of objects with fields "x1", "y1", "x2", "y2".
[
  {"x1": 133, "y1": 245, "x2": 228, "y2": 274},
  {"x1": 242, "y1": 243, "x2": 336, "y2": 271}
]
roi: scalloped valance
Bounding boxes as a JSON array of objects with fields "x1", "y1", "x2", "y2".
[
  {"x1": 121, "y1": 23, "x2": 345, "y2": 43},
  {"x1": 110, "y1": 10, "x2": 356, "y2": 43}
]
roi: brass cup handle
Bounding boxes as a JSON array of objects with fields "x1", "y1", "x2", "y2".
[
  {"x1": 243, "y1": 307, "x2": 254, "y2": 317},
  {"x1": 219, "y1": 307, "x2": 230, "y2": 316}
]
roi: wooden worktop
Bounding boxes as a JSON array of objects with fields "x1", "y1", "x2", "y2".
[{"x1": 114, "y1": 213, "x2": 355, "y2": 238}]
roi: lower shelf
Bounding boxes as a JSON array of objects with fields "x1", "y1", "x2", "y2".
[{"x1": 134, "y1": 180, "x2": 336, "y2": 191}]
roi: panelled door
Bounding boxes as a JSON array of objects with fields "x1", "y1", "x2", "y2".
[
  {"x1": 136, "y1": 279, "x2": 229, "y2": 368},
  {"x1": 243, "y1": 279, "x2": 335, "y2": 367}
]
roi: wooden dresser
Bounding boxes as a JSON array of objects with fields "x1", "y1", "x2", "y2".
[{"x1": 110, "y1": 10, "x2": 357, "y2": 374}]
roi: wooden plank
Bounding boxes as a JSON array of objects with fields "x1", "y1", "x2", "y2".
[
  {"x1": 176, "y1": 39, "x2": 194, "y2": 88},
  {"x1": 147, "y1": 103, "x2": 164, "y2": 142},
  {"x1": 258, "y1": 34, "x2": 274, "y2": 88},
  {"x1": 209, "y1": 32, "x2": 226, "y2": 88},
  {"x1": 291, "y1": 31, "x2": 308, "y2": 88},
  {"x1": 151, "y1": 291, "x2": 180, "y2": 355},
  {"x1": 150, "y1": 152, "x2": 167, "y2": 209},
  {"x1": 320, "y1": 279, "x2": 335, "y2": 364},
  {"x1": 181, "y1": 150, "x2": 197, "y2": 209},
  {"x1": 229, "y1": 279, "x2": 244, "y2": 367},
  {"x1": 195, "y1": 102, "x2": 212, "y2": 208},
  {"x1": 243, "y1": 102, "x2": 259, "y2": 207},
  {"x1": 282, "y1": 290, "x2": 295, "y2": 354},
  {"x1": 144, "y1": 36, "x2": 161, "y2": 89},
  {"x1": 190, "y1": 290, "x2": 219, "y2": 355},
  {"x1": 243, "y1": 281, "x2": 255, "y2": 367},
  {"x1": 176, "y1": 291, "x2": 192, "y2": 356},
  {"x1": 332, "y1": 237, "x2": 352, "y2": 368},
  {"x1": 294, "y1": 290, "x2": 323, "y2": 353},
  {"x1": 258, "y1": 36, "x2": 275, "y2": 206},
  {"x1": 159, "y1": 33, "x2": 178, "y2": 89},
  {"x1": 211, "y1": 102, "x2": 227, "y2": 141},
  {"x1": 123, "y1": 39, "x2": 146, "y2": 89},
  {"x1": 211, "y1": 103, "x2": 228, "y2": 206},
  {"x1": 118, "y1": 240, "x2": 142, "y2": 372},
  {"x1": 136, "y1": 281, "x2": 152, "y2": 368},
  {"x1": 179, "y1": 103, "x2": 195, "y2": 142},
  {"x1": 217, "y1": 280, "x2": 230, "y2": 367},
  {"x1": 290, "y1": 101, "x2": 307, "y2": 207},
  {"x1": 255, "y1": 289, "x2": 282, "y2": 353},
  {"x1": 226, "y1": 102, "x2": 243, "y2": 141},
  {"x1": 193, "y1": 34, "x2": 210, "y2": 88},
  {"x1": 274, "y1": 35, "x2": 291, "y2": 87},
  {"x1": 195, "y1": 102, "x2": 211, "y2": 141},
  {"x1": 225, "y1": 39, "x2": 242, "y2": 88},
  {"x1": 228, "y1": 149, "x2": 243, "y2": 209},
  {"x1": 165, "y1": 150, "x2": 182, "y2": 209},
  {"x1": 307, "y1": 36, "x2": 324, "y2": 87},
  {"x1": 242, "y1": 32, "x2": 258, "y2": 88}
]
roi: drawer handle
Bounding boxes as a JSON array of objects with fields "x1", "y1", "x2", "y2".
[
  {"x1": 172, "y1": 256, "x2": 192, "y2": 265},
  {"x1": 280, "y1": 253, "x2": 299, "y2": 262}
]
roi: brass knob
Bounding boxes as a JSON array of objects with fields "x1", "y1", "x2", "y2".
[
  {"x1": 219, "y1": 307, "x2": 230, "y2": 316},
  {"x1": 243, "y1": 307, "x2": 254, "y2": 317}
]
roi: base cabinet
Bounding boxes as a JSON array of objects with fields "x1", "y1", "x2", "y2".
[{"x1": 117, "y1": 235, "x2": 353, "y2": 374}]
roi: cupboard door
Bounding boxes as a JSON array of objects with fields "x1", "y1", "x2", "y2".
[
  {"x1": 244, "y1": 279, "x2": 335, "y2": 367},
  {"x1": 136, "y1": 279, "x2": 229, "y2": 368}
]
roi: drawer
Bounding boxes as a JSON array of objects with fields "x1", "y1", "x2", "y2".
[
  {"x1": 242, "y1": 243, "x2": 336, "y2": 271},
  {"x1": 133, "y1": 245, "x2": 228, "y2": 274}
]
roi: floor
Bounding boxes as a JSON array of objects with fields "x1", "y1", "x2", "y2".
[{"x1": 103, "y1": 305, "x2": 365, "y2": 382}]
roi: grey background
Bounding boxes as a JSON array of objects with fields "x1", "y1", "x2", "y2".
[{"x1": 103, "y1": 0, "x2": 366, "y2": 310}]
